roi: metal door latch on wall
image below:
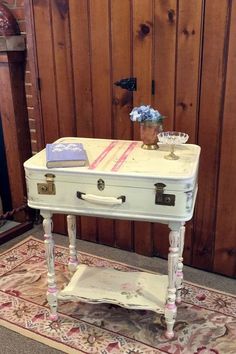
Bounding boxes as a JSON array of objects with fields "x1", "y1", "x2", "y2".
[{"x1": 114, "y1": 77, "x2": 155, "y2": 95}]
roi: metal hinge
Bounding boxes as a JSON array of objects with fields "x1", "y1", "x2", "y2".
[
  {"x1": 37, "y1": 173, "x2": 56, "y2": 195},
  {"x1": 37, "y1": 77, "x2": 41, "y2": 91},
  {"x1": 114, "y1": 77, "x2": 155, "y2": 95},
  {"x1": 152, "y1": 80, "x2": 155, "y2": 95},
  {"x1": 154, "y1": 183, "x2": 175, "y2": 206},
  {"x1": 114, "y1": 77, "x2": 137, "y2": 91}
]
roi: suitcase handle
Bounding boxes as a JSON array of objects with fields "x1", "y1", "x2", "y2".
[{"x1": 77, "y1": 192, "x2": 126, "y2": 205}]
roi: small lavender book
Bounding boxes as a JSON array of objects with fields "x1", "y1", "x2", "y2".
[{"x1": 46, "y1": 143, "x2": 88, "y2": 168}]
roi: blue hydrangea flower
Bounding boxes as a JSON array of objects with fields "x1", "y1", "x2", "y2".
[{"x1": 130, "y1": 105, "x2": 164, "y2": 122}]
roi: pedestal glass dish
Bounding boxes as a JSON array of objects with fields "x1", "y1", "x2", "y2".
[{"x1": 158, "y1": 131, "x2": 189, "y2": 160}]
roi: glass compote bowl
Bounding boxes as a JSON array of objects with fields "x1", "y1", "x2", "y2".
[{"x1": 157, "y1": 131, "x2": 189, "y2": 160}]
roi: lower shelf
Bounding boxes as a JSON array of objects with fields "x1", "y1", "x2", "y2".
[{"x1": 58, "y1": 264, "x2": 168, "y2": 314}]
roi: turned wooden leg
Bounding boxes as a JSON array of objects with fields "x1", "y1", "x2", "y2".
[
  {"x1": 164, "y1": 222, "x2": 180, "y2": 339},
  {"x1": 176, "y1": 223, "x2": 185, "y2": 304},
  {"x1": 41, "y1": 211, "x2": 58, "y2": 321},
  {"x1": 67, "y1": 215, "x2": 79, "y2": 272}
]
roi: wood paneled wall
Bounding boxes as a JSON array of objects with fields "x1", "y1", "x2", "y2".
[{"x1": 26, "y1": 0, "x2": 236, "y2": 277}]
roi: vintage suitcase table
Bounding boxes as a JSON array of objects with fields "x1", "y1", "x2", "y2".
[{"x1": 24, "y1": 137, "x2": 200, "y2": 339}]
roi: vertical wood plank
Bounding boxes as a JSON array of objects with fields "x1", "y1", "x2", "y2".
[
  {"x1": 153, "y1": 0, "x2": 177, "y2": 129},
  {"x1": 214, "y1": 1, "x2": 236, "y2": 277},
  {"x1": 51, "y1": 0, "x2": 76, "y2": 137},
  {"x1": 51, "y1": 0, "x2": 78, "y2": 235},
  {"x1": 89, "y1": 0, "x2": 114, "y2": 245},
  {"x1": 29, "y1": 0, "x2": 236, "y2": 276},
  {"x1": 153, "y1": 0, "x2": 177, "y2": 260},
  {"x1": 175, "y1": 0, "x2": 203, "y2": 139},
  {"x1": 50, "y1": 0, "x2": 72, "y2": 234},
  {"x1": 89, "y1": 0, "x2": 112, "y2": 139},
  {"x1": 111, "y1": 0, "x2": 133, "y2": 140},
  {"x1": 175, "y1": 0, "x2": 203, "y2": 264},
  {"x1": 133, "y1": 0, "x2": 154, "y2": 256},
  {"x1": 133, "y1": 0, "x2": 153, "y2": 139},
  {"x1": 111, "y1": 0, "x2": 133, "y2": 251},
  {"x1": 114, "y1": 220, "x2": 133, "y2": 251},
  {"x1": 69, "y1": 0, "x2": 94, "y2": 138},
  {"x1": 24, "y1": 0, "x2": 45, "y2": 150},
  {"x1": 192, "y1": 0, "x2": 230, "y2": 271},
  {"x1": 33, "y1": 0, "x2": 59, "y2": 143},
  {"x1": 69, "y1": 0, "x2": 96, "y2": 241},
  {"x1": 78, "y1": 217, "x2": 97, "y2": 242},
  {"x1": 52, "y1": 214, "x2": 67, "y2": 235},
  {"x1": 34, "y1": 0, "x2": 68, "y2": 233}
]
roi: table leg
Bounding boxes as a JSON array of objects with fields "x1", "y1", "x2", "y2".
[
  {"x1": 41, "y1": 211, "x2": 58, "y2": 321},
  {"x1": 176, "y1": 223, "x2": 185, "y2": 304},
  {"x1": 164, "y1": 222, "x2": 180, "y2": 339},
  {"x1": 67, "y1": 215, "x2": 79, "y2": 272}
]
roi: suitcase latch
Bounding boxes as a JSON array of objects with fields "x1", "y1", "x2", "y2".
[
  {"x1": 37, "y1": 173, "x2": 56, "y2": 195},
  {"x1": 154, "y1": 183, "x2": 175, "y2": 206},
  {"x1": 97, "y1": 178, "x2": 105, "y2": 191}
]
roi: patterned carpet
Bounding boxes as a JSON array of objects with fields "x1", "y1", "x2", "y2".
[{"x1": 0, "y1": 236, "x2": 236, "y2": 354}]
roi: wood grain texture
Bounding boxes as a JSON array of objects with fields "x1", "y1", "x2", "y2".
[
  {"x1": 133, "y1": 0, "x2": 153, "y2": 142},
  {"x1": 111, "y1": 0, "x2": 133, "y2": 250},
  {"x1": 69, "y1": 0, "x2": 96, "y2": 242},
  {"x1": 89, "y1": 0, "x2": 112, "y2": 139},
  {"x1": 26, "y1": 0, "x2": 236, "y2": 276},
  {"x1": 111, "y1": 0, "x2": 133, "y2": 140},
  {"x1": 51, "y1": 0, "x2": 77, "y2": 235},
  {"x1": 114, "y1": 219, "x2": 133, "y2": 251},
  {"x1": 24, "y1": 0, "x2": 44, "y2": 150},
  {"x1": 192, "y1": 0, "x2": 230, "y2": 270},
  {"x1": 154, "y1": 0, "x2": 203, "y2": 264},
  {"x1": 214, "y1": 0, "x2": 236, "y2": 277},
  {"x1": 52, "y1": 214, "x2": 67, "y2": 235},
  {"x1": 79, "y1": 216, "x2": 97, "y2": 242},
  {"x1": 153, "y1": 0, "x2": 177, "y2": 261},
  {"x1": 174, "y1": 0, "x2": 204, "y2": 265},
  {"x1": 33, "y1": 0, "x2": 59, "y2": 143},
  {"x1": 69, "y1": 0, "x2": 94, "y2": 137},
  {"x1": 0, "y1": 52, "x2": 31, "y2": 221},
  {"x1": 153, "y1": 0, "x2": 177, "y2": 129},
  {"x1": 51, "y1": 0, "x2": 76, "y2": 137},
  {"x1": 89, "y1": 0, "x2": 114, "y2": 246},
  {"x1": 132, "y1": 0, "x2": 154, "y2": 256},
  {"x1": 175, "y1": 0, "x2": 203, "y2": 140},
  {"x1": 33, "y1": 0, "x2": 67, "y2": 232}
]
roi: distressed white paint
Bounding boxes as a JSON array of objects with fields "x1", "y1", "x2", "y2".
[{"x1": 25, "y1": 137, "x2": 200, "y2": 337}]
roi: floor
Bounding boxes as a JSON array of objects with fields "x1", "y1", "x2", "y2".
[
  {"x1": 0, "y1": 224, "x2": 236, "y2": 354},
  {"x1": 0, "y1": 220, "x2": 20, "y2": 234}
]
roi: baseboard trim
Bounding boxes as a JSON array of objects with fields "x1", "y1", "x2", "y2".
[{"x1": 0, "y1": 221, "x2": 33, "y2": 244}]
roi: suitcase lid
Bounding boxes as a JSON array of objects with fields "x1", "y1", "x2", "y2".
[{"x1": 24, "y1": 137, "x2": 200, "y2": 181}]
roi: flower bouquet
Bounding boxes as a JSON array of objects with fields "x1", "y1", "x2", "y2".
[
  {"x1": 130, "y1": 105, "x2": 165, "y2": 150},
  {"x1": 130, "y1": 105, "x2": 164, "y2": 123}
]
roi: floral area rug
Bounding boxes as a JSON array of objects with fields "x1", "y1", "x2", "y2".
[{"x1": 0, "y1": 236, "x2": 236, "y2": 354}]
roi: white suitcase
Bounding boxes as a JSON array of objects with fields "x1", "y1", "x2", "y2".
[
  {"x1": 24, "y1": 137, "x2": 200, "y2": 223},
  {"x1": 24, "y1": 136, "x2": 200, "y2": 339}
]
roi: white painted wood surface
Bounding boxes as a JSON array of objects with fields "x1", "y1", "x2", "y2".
[
  {"x1": 24, "y1": 137, "x2": 200, "y2": 222},
  {"x1": 24, "y1": 137, "x2": 200, "y2": 338}
]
